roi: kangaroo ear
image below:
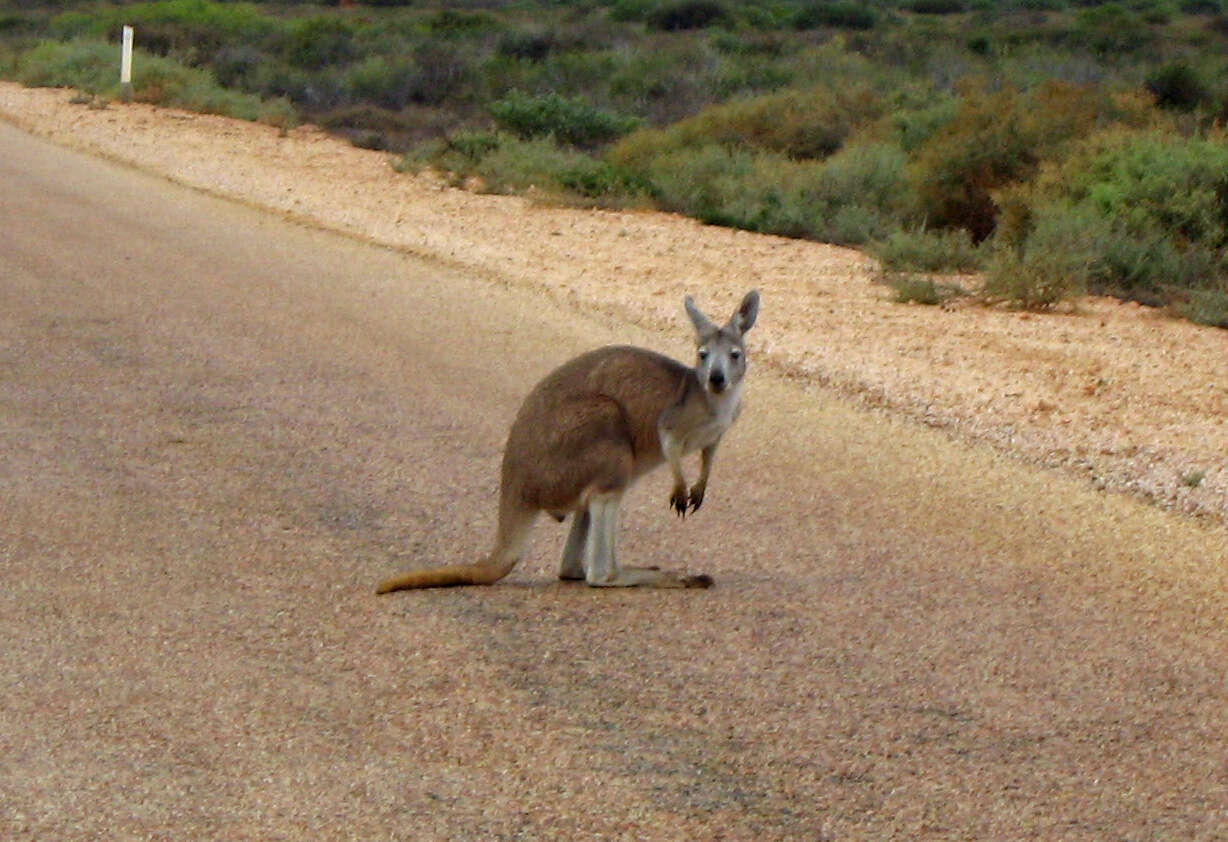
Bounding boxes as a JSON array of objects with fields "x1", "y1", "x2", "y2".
[
  {"x1": 685, "y1": 295, "x2": 717, "y2": 337},
  {"x1": 729, "y1": 290, "x2": 759, "y2": 336}
]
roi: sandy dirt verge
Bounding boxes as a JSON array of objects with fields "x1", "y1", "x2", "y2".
[{"x1": 3, "y1": 82, "x2": 1226, "y2": 521}]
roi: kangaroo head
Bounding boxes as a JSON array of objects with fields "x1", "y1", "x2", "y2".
[{"x1": 684, "y1": 290, "x2": 759, "y2": 396}]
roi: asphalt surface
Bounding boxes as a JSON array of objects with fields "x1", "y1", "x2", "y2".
[{"x1": 2, "y1": 120, "x2": 1227, "y2": 840}]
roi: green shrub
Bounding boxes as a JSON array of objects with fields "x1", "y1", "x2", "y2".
[
  {"x1": 1145, "y1": 61, "x2": 1211, "y2": 111},
  {"x1": 444, "y1": 130, "x2": 503, "y2": 165},
  {"x1": 318, "y1": 103, "x2": 436, "y2": 152},
  {"x1": 422, "y1": 9, "x2": 499, "y2": 38},
  {"x1": 639, "y1": 143, "x2": 758, "y2": 224},
  {"x1": 632, "y1": 140, "x2": 911, "y2": 244},
  {"x1": 1059, "y1": 131, "x2": 1228, "y2": 256},
  {"x1": 982, "y1": 206, "x2": 1101, "y2": 309},
  {"x1": 609, "y1": 0, "x2": 657, "y2": 23},
  {"x1": 405, "y1": 42, "x2": 473, "y2": 107},
  {"x1": 885, "y1": 274, "x2": 970, "y2": 305},
  {"x1": 404, "y1": 132, "x2": 648, "y2": 204},
  {"x1": 282, "y1": 15, "x2": 356, "y2": 69},
  {"x1": 710, "y1": 52, "x2": 794, "y2": 99},
  {"x1": 1073, "y1": 3, "x2": 1156, "y2": 55},
  {"x1": 883, "y1": 97, "x2": 959, "y2": 152},
  {"x1": 16, "y1": 39, "x2": 116, "y2": 92},
  {"x1": 1179, "y1": 288, "x2": 1228, "y2": 328},
  {"x1": 490, "y1": 90, "x2": 640, "y2": 148},
  {"x1": 127, "y1": 50, "x2": 268, "y2": 118},
  {"x1": 212, "y1": 45, "x2": 265, "y2": 90},
  {"x1": 819, "y1": 140, "x2": 916, "y2": 223},
  {"x1": 874, "y1": 226, "x2": 982, "y2": 272},
  {"x1": 793, "y1": 2, "x2": 879, "y2": 30},
  {"x1": 607, "y1": 38, "x2": 725, "y2": 123},
  {"x1": 16, "y1": 38, "x2": 283, "y2": 122},
  {"x1": 49, "y1": 0, "x2": 274, "y2": 44},
  {"x1": 911, "y1": 82, "x2": 1154, "y2": 241},
  {"x1": 496, "y1": 28, "x2": 556, "y2": 62},
  {"x1": 399, "y1": 130, "x2": 498, "y2": 175},
  {"x1": 256, "y1": 96, "x2": 297, "y2": 132},
  {"x1": 990, "y1": 129, "x2": 1228, "y2": 309},
  {"x1": 1181, "y1": 0, "x2": 1224, "y2": 12},
  {"x1": 0, "y1": 43, "x2": 16, "y2": 77},
  {"x1": 344, "y1": 55, "x2": 419, "y2": 111},
  {"x1": 647, "y1": 1, "x2": 730, "y2": 31},
  {"x1": 911, "y1": 87, "x2": 1039, "y2": 240},
  {"x1": 982, "y1": 247, "x2": 1084, "y2": 310},
  {"x1": 611, "y1": 84, "x2": 883, "y2": 165},
  {"x1": 908, "y1": 0, "x2": 968, "y2": 13}
]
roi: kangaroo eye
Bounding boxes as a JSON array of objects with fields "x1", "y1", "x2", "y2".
[
  {"x1": 730, "y1": 348, "x2": 743, "y2": 360},
  {"x1": 698, "y1": 348, "x2": 710, "y2": 360}
]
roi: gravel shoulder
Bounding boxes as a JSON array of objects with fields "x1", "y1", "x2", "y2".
[{"x1": 3, "y1": 82, "x2": 1227, "y2": 522}]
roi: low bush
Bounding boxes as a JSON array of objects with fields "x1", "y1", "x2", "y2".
[
  {"x1": 0, "y1": 43, "x2": 16, "y2": 77},
  {"x1": 632, "y1": 139, "x2": 913, "y2": 244},
  {"x1": 281, "y1": 15, "x2": 356, "y2": 69},
  {"x1": 344, "y1": 55, "x2": 419, "y2": 111},
  {"x1": 404, "y1": 42, "x2": 473, "y2": 107},
  {"x1": 490, "y1": 90, "x2": 640, "y2": 148},
  {"x1": 212, "y1": 45, "x2": 265, "y2": 90},
  {"x1": 318, "y1": 103, "x2": 439, "y2": 152},
  {"x1": 49, "y1": 0, "x2": 274, "y2": 45},
  {"x1": 647, "y1": 1, "x2": 730, "y2": 31},
  {"x1": 981, "y1": 207, "x2": 1102, "y2": 309},
  {"x1": 402, "y1": 132, "x2": 649, "y2": 205},
  {"x1": 611, "y1": 83, "x2": 883, "y2": 166},
  {"x1": 1145, "y1": 61, "x2": 1211, "y2": 111},
  {"x1": 885, "y1": 274, "x2": 971, "y2": 305},
  {"x1": 911, "y1": 82, "x2": 1155, "y2": 241},
  {"x1": 609, "y1": 0, "x2": 657, "y2": 23},
  {"x1": 15, "y1": 39, "x2": 116, "y2": 92},
  {"x1": 1072, "y1": 3, "x2": 1156, "y2": 55},
  {"x1": 873, "y1": 226, "x2": 982, "y2": 273},
  {"x1": 881, "y1": 97, "x2": 959, "y2": 152},
  {"x1": 793, "y1": 2, "x2": 879, "y2": 30},
  {"x1": 422, "y1": 9, "x2": 499, "y2": 38},
  {"x1": 496, "y1": 28, "x2": 556, "y2": 62},
  {"x1": 127, "y1": 50, "x2": 271, "y2": 119},
  {"x1": 607, "y1": 37, "x2": 725, "y2": 124},
  {"x1": 990, "y1": 129, "x2": 1228, "y2": 309},
  {"x1": 1179, "y1": 288, "x2": 1228, "y2": 328},
  {"x1": 16, "y1": 38, "x2": 285, "y2": 124}
]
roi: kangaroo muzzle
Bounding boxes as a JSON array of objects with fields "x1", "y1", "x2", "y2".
[{"x1": 708, "y1": 369, "x2": 727, "y2": 393}]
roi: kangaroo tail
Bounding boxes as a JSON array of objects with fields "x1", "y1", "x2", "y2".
[
  {"x1": 375, "y1": 559, "x2": 514, "y2": 593},
  {"x1": 378, "y1": 487, "x2": 537, "y2": 594}
]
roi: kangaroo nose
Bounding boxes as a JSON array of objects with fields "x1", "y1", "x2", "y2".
[{"x1": 709, "y1": 370, "x2": 726, "y2": 392}]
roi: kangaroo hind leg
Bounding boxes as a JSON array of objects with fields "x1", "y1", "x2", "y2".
[
  {"x1": 558, "y1": 511, "x2": 589, "y2": 581},
  {"x1": 582, "y1": 493, "x2": 712, "y2": 588}
]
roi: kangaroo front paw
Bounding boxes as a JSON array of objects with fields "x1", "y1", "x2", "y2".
[
  {"x1": 669, "y1": 486, "x2": 689, "y2": 518},
  {"x1": 688, "y1": 486, "x2": 706, "y2": 513}
]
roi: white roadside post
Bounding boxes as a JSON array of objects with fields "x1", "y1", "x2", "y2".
[{"x1": 120, "y1": 25, "x2": 133, "y2": 103}]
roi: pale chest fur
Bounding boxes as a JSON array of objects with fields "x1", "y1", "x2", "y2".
[{"x1": 660, "y1": 381, "x2": 744, "y2": 456}]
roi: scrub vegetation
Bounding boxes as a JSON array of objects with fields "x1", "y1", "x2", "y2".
[{"x1": 3, "y1": 0, "x2": 1226, "y2": 320}]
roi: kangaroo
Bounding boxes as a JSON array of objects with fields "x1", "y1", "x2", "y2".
[{"x1": 376, "y1": 290, "x2": 759, "y2": 592}]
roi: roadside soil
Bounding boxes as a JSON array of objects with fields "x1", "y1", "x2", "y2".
[{"x1": 2, "y1": 82, "x2": 1227, "y2": 522}]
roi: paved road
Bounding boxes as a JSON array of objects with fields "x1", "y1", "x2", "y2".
[{"x1": 2, "y1": 120, "x2": 1226, "y2": 839}]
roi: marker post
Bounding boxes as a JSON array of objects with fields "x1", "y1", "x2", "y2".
[{"x1": 120, "y1": 25, "x2": 133, "y2": 103}]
